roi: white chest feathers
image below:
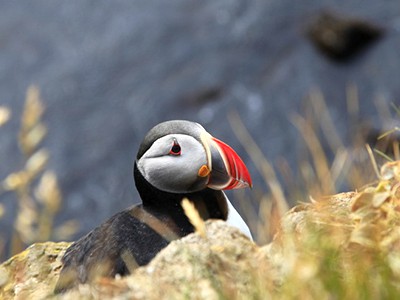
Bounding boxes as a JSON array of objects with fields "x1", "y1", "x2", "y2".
[{"x1": 224, "y1": 195, "x2": 253, "y2": 240}]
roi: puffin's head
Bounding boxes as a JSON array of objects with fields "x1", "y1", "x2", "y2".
[{"x1": 136, "y1": 120, "x2": 252, "y2": 194}]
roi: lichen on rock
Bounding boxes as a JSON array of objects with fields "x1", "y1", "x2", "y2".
[{"x1": 0, "y1": 242, "x2": 70, "y2": 299}]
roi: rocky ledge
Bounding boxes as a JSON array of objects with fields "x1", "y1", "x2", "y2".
[{"x1": 1, "y1": 161, "x2": 400, "y2": 299}]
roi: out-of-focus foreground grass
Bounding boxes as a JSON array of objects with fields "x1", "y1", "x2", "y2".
[{"x1": 0, "y1": 86, "x2": 78, "y2": 261}]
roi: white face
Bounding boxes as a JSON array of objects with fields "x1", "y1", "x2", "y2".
[{"x1": 137, "y1": 134, "x2": 209, "y2": 193}]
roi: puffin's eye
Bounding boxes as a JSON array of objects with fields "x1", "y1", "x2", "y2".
[{"x1": 169, "y1": 140, "x2": 181, "y2": 156}]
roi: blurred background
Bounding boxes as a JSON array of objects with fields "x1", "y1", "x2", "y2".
[{"x1": 0, "y1": 1, "x2": 399, "y2": 261}]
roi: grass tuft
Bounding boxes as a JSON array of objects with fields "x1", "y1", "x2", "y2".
[
  {"x1": 0, "y1": 86, "x2": 78, "y2": 260},
  {"x1": 181, "y1": 197, "x2": 207, "y2": 238}
]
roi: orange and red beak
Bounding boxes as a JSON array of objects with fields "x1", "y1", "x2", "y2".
[{"x1": 200, "y1": 133, "x2": 252, "y2": 190}]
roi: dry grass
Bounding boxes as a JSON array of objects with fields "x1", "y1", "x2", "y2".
[
  {"x1": 261, "y1": 161, "x2": 400, "y2": 299},
  {"x1": 181, "y1": 197, "x2": 207, "y2": 238},
  {"x1": 230, "y1": 85, "x2": 399, "y2": 245},
  {"x1": 0, "y1": 86, "x2": 78, "y2": 260},
  {"x1": 224, "y1": 86, "x2": 400, "y2": 299}
]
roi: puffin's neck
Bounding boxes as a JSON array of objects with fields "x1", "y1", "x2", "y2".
[{"x1": 133, "y1": 163, "x2": 228, "y2": 221}]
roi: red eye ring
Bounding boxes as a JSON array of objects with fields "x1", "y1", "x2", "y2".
[{"x1": 169, "y1": 140, "x2": 181, "y2": 156}]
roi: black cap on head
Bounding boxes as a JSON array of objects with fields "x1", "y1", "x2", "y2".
[{"x1": 136, "y1": 120, "x2": 205, "y2": 160}]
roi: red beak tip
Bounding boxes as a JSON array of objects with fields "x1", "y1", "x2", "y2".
[
  {"x1": 244, "y1": 181, "x2": 253, "y2": 189},
  {"x1": 210, "y1": 136, "x2": 253, "y2": 191}
]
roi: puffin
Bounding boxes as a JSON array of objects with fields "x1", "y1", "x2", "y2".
[{"x1": 54, "y1": 120, "x2": 252, "y2": 293}]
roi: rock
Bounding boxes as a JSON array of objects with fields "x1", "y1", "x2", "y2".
[
  {"x1": 59, "y1": 220, "x2": 266, "y2": 300},
  {"x1": 0, "y1": 242, "x2": 70, "y2": 299},
  {"x1": 0, "y1": 222, "x2": 265, "y2": 299},
  {"x1": 308, "y1": 12, "x2": 383, "y2": 62},
  {"x1": 2, "y1": 161, "x2": 400, "y2": 299}
]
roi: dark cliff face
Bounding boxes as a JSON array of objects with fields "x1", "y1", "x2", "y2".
[{"x1": 0, "y1": 1, "x2": 398, "y2": 257}]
